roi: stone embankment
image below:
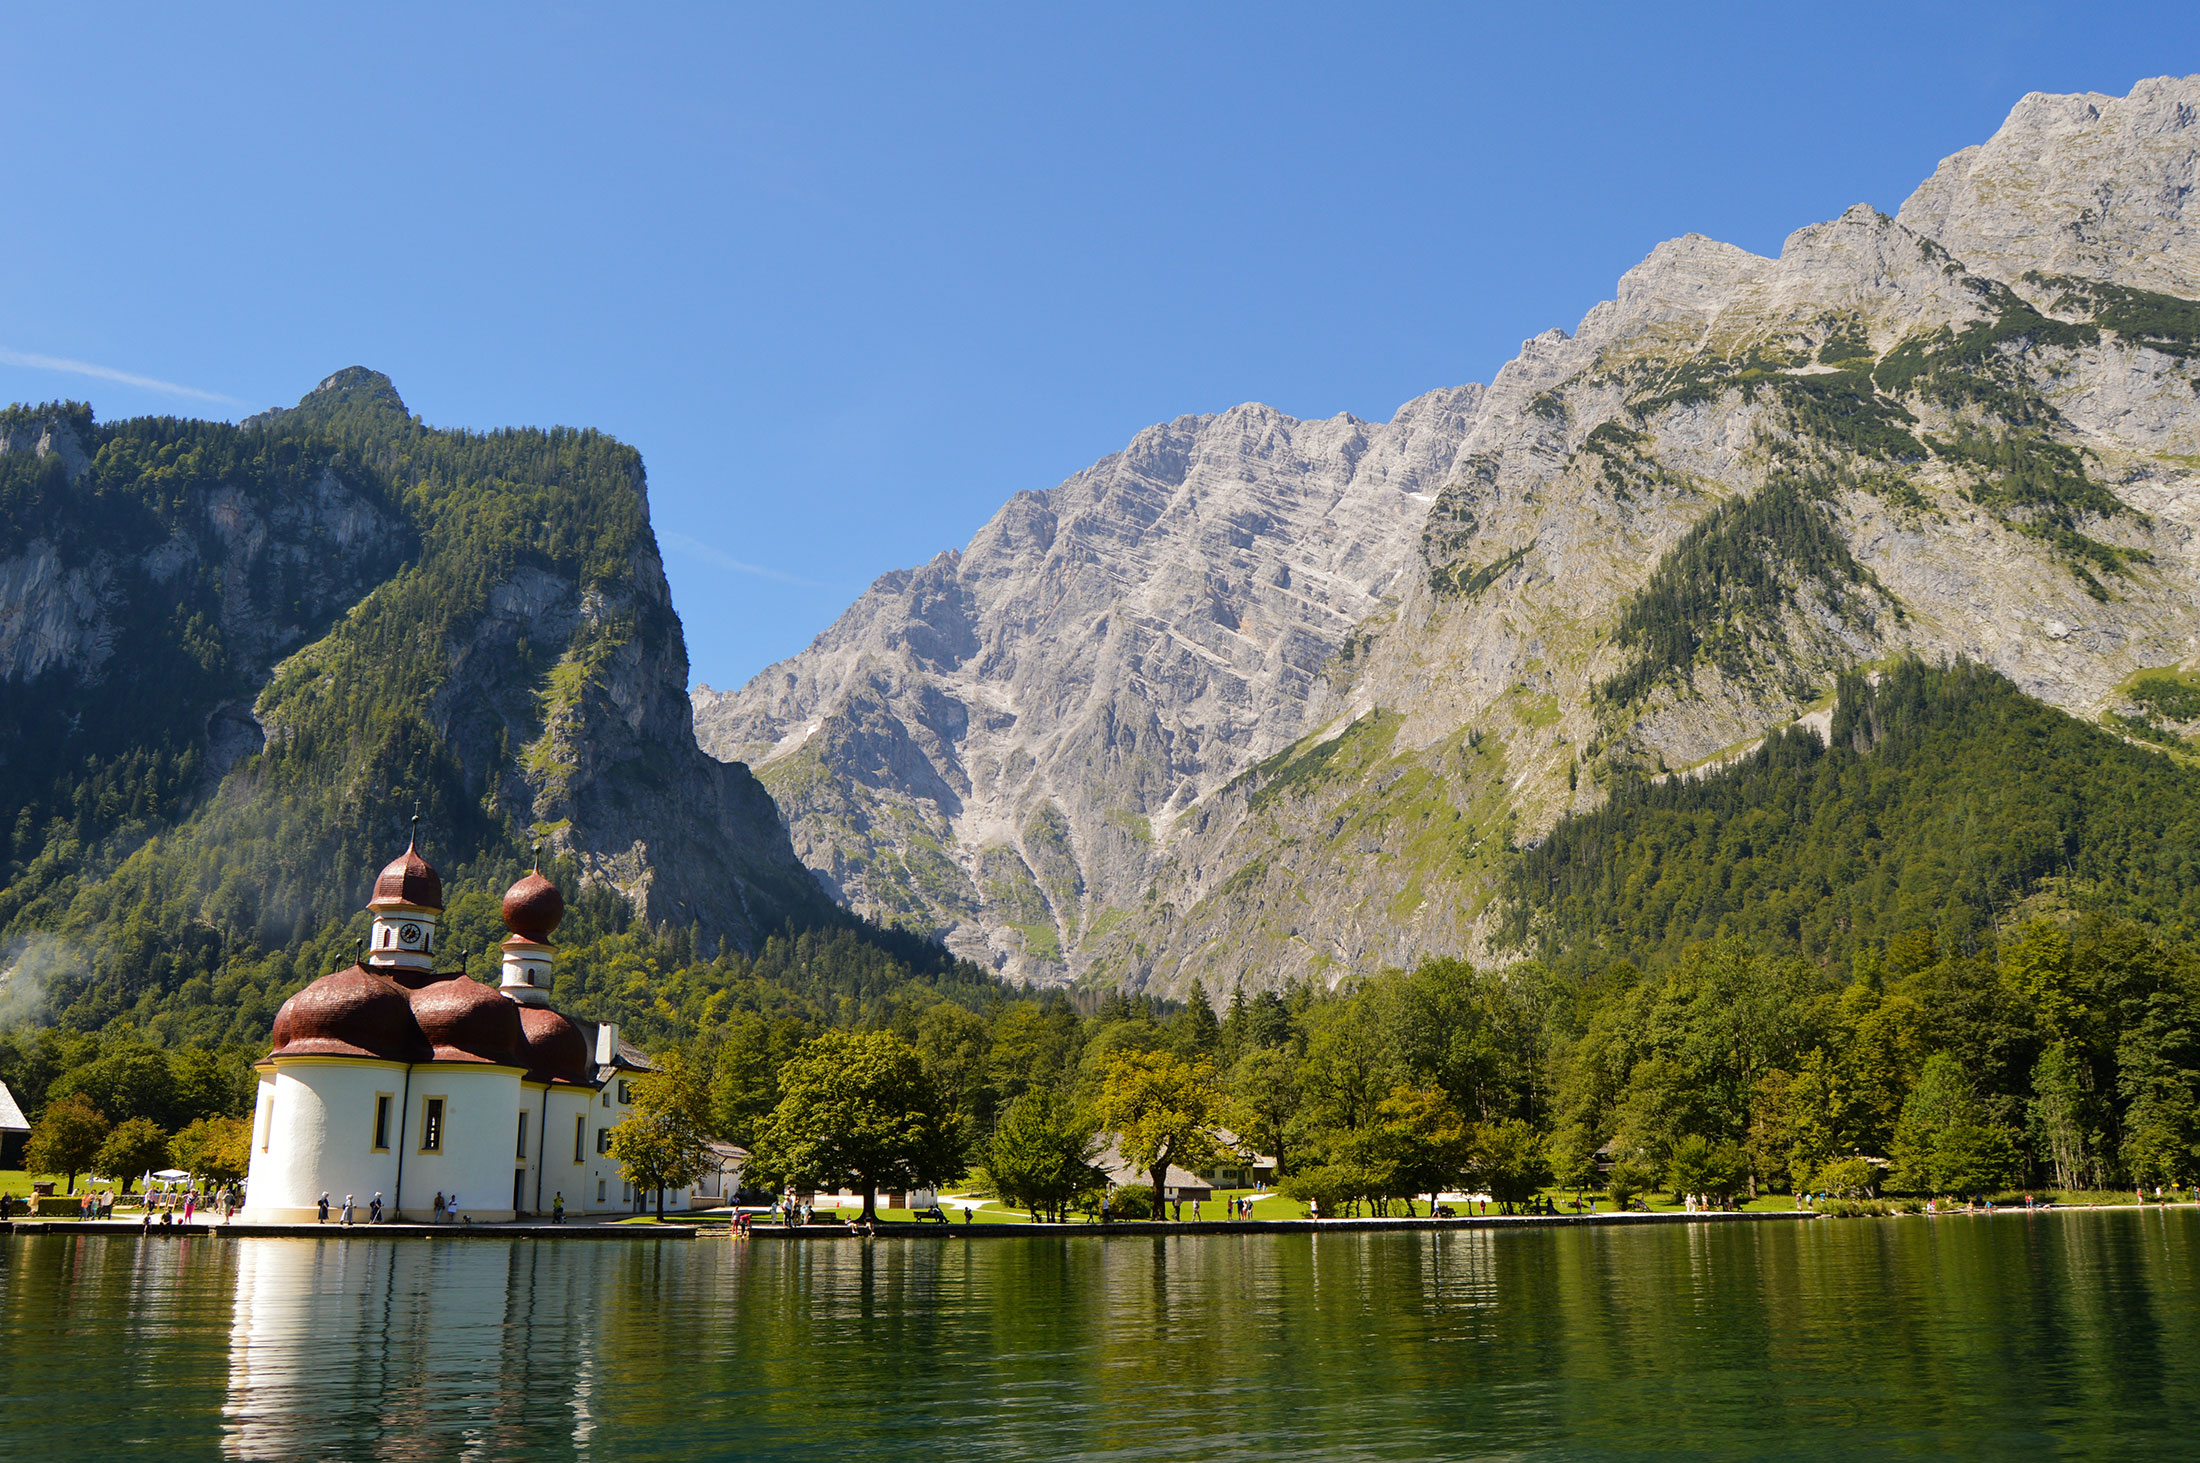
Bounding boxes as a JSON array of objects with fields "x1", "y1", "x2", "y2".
[{"x1": 2, "y1": 1210, "x2": 1807, "y2": 1240}]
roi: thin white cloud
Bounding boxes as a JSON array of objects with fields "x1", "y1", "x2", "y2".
[
  {"x1": 660, "y1": 531, "x2": 843, "y2": 591},
  {"x1": 0, "y1": 346, "x2": 243, "y2": 406}
]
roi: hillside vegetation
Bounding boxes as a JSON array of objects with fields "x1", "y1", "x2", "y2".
[
  {"x1": 0, "y1": 374, "x2": 983, "y2": 1050},
  {"x1": 1515, "y1": 660, "x2": 2200, "y2": 975}
]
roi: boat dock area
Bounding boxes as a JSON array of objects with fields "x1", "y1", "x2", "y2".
[{"x1": 0, "y1": 1218, "x2": 699, "y2": 1239}]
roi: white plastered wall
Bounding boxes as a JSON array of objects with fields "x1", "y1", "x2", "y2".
[
  {"x1": 534, "y1": 1084, "x2": 597, "y2": 1215},
  {"x1": 394, "y1": 1064, "x2": 526, "y2": 1222},
  {"x1": 241, "y1": 1059, "x2": 408, "y2": 1223},
  {"x1": 576, "y1": 1079, "x2": 641, "y2": 1214}
]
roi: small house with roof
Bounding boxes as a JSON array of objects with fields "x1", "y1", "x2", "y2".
[{"x1": 0, "y1": 1079, "x2": 28, "y2": 1170}]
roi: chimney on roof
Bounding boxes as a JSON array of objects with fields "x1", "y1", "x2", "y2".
[{"x1": 595, "y1": 1022, "x2": 619, "y2": 1067}]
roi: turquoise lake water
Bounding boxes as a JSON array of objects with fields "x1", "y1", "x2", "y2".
[{"x1": 4, "y1": 1209, "x2": 2197, "y2": 1459}]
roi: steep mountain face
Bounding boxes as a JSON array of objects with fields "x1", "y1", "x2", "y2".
[
  {"x1": 697, "y1": 76, "x2": 2200, "y2": 995},
  {"x1": 693, "y1": 388, "x2": 1483, "y2": 978},
  {"x1": 0, "y1": 372, "x2": 830, "y2": 1030}
]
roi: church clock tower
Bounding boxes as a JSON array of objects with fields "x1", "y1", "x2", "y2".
[{"x1": 365, "y1": 817, "x2": 444, "y2": 972}]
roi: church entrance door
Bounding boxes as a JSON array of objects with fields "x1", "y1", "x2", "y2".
[{"x1": 513, "y1": 1169, "x2": 526, "y2": 1217}]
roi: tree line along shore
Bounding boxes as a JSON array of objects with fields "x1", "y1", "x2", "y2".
[{"x1": 8, "y1": 911, "x2": 2198, "y2": 1222}]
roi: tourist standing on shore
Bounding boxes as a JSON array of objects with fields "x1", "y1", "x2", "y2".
[
  {"x1": 433, "y1": 1191, "x2": 446, "y2": 1223},
  {"x1": 552, "y1": 1193, "x2": 565, "y2": 1223},
  {"x1": 316, "y1": 1193, "x2": 328, "y2": 1223},
  {"x1": 369, "y1": 1192, "x2": 382, "y2": 1223},
  {"x1": 341, "y1": 1195, "x2": 355, "y2": 1226},
  {"x1": 449, "y1": 1191, "x2": 460, "y2": 1223}
]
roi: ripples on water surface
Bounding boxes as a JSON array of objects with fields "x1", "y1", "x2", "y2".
[{"x1": 4, "y1": 1209, "x2": 2197, "y2": 1459}]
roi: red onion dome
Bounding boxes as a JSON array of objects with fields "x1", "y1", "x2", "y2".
[
  {"x1": 268, "y1": 966, "x2": 428, "y2": 1062},
  {"x1": 501, "y1": 871, "x2": 564, "y2": 942},
  {"x1": 369, "y1": 837, "x2": 443, "y2": 912},
  {"x1": 407, "y1": 972, "x2": 526, "y2": 1065},
  {"x1": 517, "y1": 1005, "x2": 591, "y2": 1084}
]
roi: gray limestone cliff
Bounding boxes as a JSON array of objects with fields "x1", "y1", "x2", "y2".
[
  {"x1": 695, "y1": 387, "x2": 1483, "y2": 977},
  {"x1": 697, "y1": 76, "x2": 2200, "y2": 994}
]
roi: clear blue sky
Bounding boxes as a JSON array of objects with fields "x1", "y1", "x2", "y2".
[{"x1": 3, "y1": 5, "x2": 2194, "y2": 690}]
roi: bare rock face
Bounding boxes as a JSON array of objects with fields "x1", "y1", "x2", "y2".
[
  {"x1": 500, "y1": 537, "x2": 835, "y2": 946},
  {"x1": 0, "y1": 409, "x2": 400, "y2": 740},
  {"x1": 695, "y1": 388, "x2": 1485, "y2": 977},
  {"x1": 1896, "y1": 78, "x2": 2200, "y2": 295},
  {"x1": 700, "y1": 75, "x2": 2200, "y2": 994}
]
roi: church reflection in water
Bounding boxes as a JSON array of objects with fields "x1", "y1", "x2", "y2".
[{"x1": 223, "y1": 1238, "x2": 618, "y2": 1461}]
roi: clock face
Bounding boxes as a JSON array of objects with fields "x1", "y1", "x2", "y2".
[{"x1": 399, "y1": 922, "x2": 424, "y2": 948}]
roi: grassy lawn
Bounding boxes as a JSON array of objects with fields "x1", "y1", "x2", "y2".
[{"x1": 1, "y1": 1171, "x2": 149, "y2": 1204}]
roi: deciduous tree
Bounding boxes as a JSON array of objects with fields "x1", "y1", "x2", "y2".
[
  {"x1": 25, "y1": 1094, "x2": 107, "y2": 1194},
  {"x1": 1095, "y1": 1047, "x2": 1228, "y2": 1218},
  {"x1": 1229, "y1": 1046, "x2": 1302, "y2": 1179},
  {"x1": 986, "y1": 1090, "x2": 1103, "y2": 1222},
  {"x1": 750, "y1": 1031, "x2": 960, "y2": 1221},
  {"x1": 1471, "y1": 1118, "x2": 1551, "y2": 1213},
  {"x1": 95, "y1": 1117, "x2": 171, "y2": 1192},
  {"x1": 172, "y1": 1115, "x2": 252, "y2": 1184},
  {"x1": 609, "y1": 1050, "x2": 714, "y2": 1220}
]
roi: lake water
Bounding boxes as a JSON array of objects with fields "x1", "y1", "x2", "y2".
[{"x1": 4, "y1": 1209, "x2": 2197, "y2": 1459}]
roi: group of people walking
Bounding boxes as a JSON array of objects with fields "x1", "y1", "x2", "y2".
[
  {"x1": 313, "y1": 1191, "x2": 473, "y2": 1224},
  {"x1": 301, "y1": 1191, "x2": 575, "y2": 1225},
  {"x1": 0, "y1": 1184, "x2": 241, "y2": 1225}
]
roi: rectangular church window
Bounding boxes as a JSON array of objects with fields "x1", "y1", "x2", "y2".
[
  {"x1": 373, "y1": 1095, "x2": 392, "y2": 1151},
  {"x1": 422, "y1": 1097, "x2": 445, "y2": 1152},
  {"x1": 516, "y1": 1111, "x2": 529, "y2": 1159},
  {"x1": 574, "y1": 1113, "x2": 585, "y2": 1163}
]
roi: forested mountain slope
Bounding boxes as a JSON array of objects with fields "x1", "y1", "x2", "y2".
[
  {"x1": 700, "y1": 76, "x2": 2200, "y2": 995},
  {"x1": 1514, "y1": 659, "x2": 2200, "y2": 973},
  {"x1": 0, "y1": 370, "x2": 841, "y2": 1039}
]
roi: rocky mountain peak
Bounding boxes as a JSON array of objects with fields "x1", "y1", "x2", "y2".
[
  {"x1": 309, "y1": 366, "x2": 406, "y2": 411},
  {"x1": 1896, "y1": 73, "x2": 2200, "y2": 294},
  {"x1": 244, "y1": 366, "x2": 414, "y2": 436}
]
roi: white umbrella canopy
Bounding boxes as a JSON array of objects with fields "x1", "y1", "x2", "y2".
[{"x1": 152, "y1": 1169, "x2": 190, "y2": 1180}]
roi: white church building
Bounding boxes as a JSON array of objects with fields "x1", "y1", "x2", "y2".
[{"x1": 242, "y1": 829, "x2": 700, "y2": 1222}]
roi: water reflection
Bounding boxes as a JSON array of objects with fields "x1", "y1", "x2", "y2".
[
  {"x1": 4, "y1": 1212, "x2": 2198, "y2": 1459},
  {"x1": 223, "y1": 1237, "x2": 625, "y2": 1460}
]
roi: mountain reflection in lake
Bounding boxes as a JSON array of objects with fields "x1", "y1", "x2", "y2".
[{"x1": 4, "y1": 1210, "x2": 2199, "y2": 1459}]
